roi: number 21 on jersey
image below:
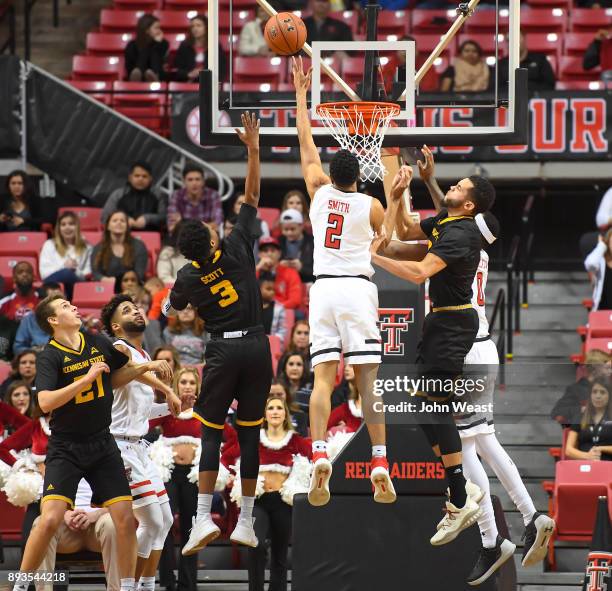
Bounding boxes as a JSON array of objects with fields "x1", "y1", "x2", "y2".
[
  {"x1": 74, "y1": 374, "x2": 104, "y2": 405},
  {"x1": 324, "y1": 213, "x2": 344, "y2": 249}
]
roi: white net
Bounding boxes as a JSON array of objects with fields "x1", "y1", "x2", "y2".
[{"x1": 316, "y1": 102, "x2": 400, "y2": 183}]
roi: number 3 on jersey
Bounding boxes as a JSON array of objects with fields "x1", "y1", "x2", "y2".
[
  {"x1": 211, "y1": 279, "x2": 239, "y2": 308},
  {"x1": 324, "y1": 213, "x2": 344, "y2": 249}
]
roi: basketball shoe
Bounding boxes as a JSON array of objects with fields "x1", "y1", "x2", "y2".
[
  {"x1": 370, "y1": 456, "x2": 396, "y2": 503},
  {"x1": 308, "y1": 451, "x2": 332, "y2": 506}
]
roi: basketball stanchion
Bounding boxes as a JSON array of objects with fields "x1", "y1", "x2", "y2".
[{"x1": 582, "y1": 496, "x2": 612, "y2": 591}]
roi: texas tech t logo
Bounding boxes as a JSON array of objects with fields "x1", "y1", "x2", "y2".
[
  {"x1": 585, "y1": 551, "x2": 612, "y2": 591},
  {"x1": 378, "y1": 308, "x2": 414, "y2": 356}
]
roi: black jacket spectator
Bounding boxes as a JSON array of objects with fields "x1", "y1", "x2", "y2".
[
  {"x1": 279, "y1": 233, "x2": 314, "y2": 283},
  {"x1": 304, "y1": 5, "x2": 353, "y2": 45},
  {"x1": 174, "y1": 42, "x2": 228, "y2": 82},
  {"x1": 499, "y1": 32, "x2": 555, "y2": 93},
  {"x1": 125, "y1": 14, "x2": 168, "y2": 82},
  {"x1": 550, "y1": 377, "x2": 592, "y2": 426},
  {"x1": 584, "y1": 32, "x2": 612, "y2": 71},
  {"x1": 0, "y1": 170, "x2": 42, "y2": 231}
]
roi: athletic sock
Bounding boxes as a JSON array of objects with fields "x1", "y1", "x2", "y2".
[
  {"x1": 312, "y1": 440, "x2": 327, "y2": 454},
  {"x1": 241, "y1": 495, "x2": 255, "y2": 522},
  {"x1": 445, "y1": 464, "x2": 467, "y2": 507},
  {"x1": 137, "y1": 576, "x2": 155, "y2": 591},
  {"x1": 372, "y1": 445, "x2": 386, "y2": 458},
  {"x1": 120, "y1": 577, "x2": 136, "y2": 591},
  {"x1": 196, "y1": 493, "x2": 213, "y2": 521}
]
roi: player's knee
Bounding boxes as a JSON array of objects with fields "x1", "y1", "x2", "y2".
[
  {"x1": 237, "y1": 425, "x2": 260, "y2": 479},
  {"x1": 152, "y1": 503, "x2": 173, "y2": 551},
  {"x1": 200, "y1": 426, "x2": 223, "y2": 472},
  {"x1": 135, "y1": 504, "x2": 164, "y2": 557},
  {"x1": 37, "y1": 510, "x2": 64, "y2": 533},
  {"x1": 110, "y1": 504, "x2": 136, "y2": 535}
]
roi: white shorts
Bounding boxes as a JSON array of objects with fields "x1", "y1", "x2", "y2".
[
  {"x1": 309, "y1": 277, "x2": 381, "y2": 367},
  {"x1": 116, "y1": 438, "x2": 169, "y2": 509}
]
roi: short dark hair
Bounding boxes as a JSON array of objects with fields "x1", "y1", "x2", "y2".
[
  {"x1": 130, "y1": 161, "x2": 152, "y2": 175},
  {"x1": 329, "y1": 149, "x2": 360, "y2": 188},
  {"x1": 35, "y1": 294, "x2": 65, "y2": 335},
  {"x1": 183, "y1": 163, "x2": 204, "y2": 178},
  {"x1": 480, "y1": 211, "x2": 500, "y2": 249},
  {"x1": 101, "y1": 294, "x2": 134, "y2": 337},
  {"x1": 224, "y1": 213, "x2": 238, "y2": 226},
  {"x1": 468, "y1": 176, "x2": 496, "y2": 214},
  {"x1": 177, "y1": 219, "x2": 212, "y2": 265},
  {"x1": 259, "y1": 270, "x2": 275, "y2": 285},
  {"x1": 41, "y1": 282, "x2": 62, "y2": 297}
]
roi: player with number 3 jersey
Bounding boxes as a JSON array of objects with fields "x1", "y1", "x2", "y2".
[{"x1": 292, "y1": 56, "x2": 410, "y2": 507}]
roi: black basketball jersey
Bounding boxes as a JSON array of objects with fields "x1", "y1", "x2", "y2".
[
  {"x1": 35, "y1": 331, "x2": 129, "y2": 440},
  {"x1": 420, "y1": 209, "x2": 481, "y2": 308},
  {"x1": 169, "y1": 203, "x2": 263, "y2": 333}
]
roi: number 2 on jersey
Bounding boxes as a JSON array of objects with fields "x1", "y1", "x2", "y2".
[
  {"x1": 476, "y1": 271, "x2": 485, "y2": 306},
  {"x1": 324, "y1": 213, "x2": 344, "y2": 249},
  {"x1": 211, "y1": 279, "x2": 239, "y2": 308}
]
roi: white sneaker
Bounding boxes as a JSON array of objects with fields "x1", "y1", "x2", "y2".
[
  {"x1": 430, "y1": 498, "x2": 482, "y2": 546},
  {"x1": 370, "y1": 457, "x2": 397, "y2": 504},
  {"x1": 230, "y1": 518, "x2": 258, "y2": 547},
  {"x1": 308, "y1": 453, "x2": 332, "y2": 507},
  {"x1": 181, "y1": 515, "x2": 220, "y2": 556},
  {"x1": 437, "y1": 480, "x2": 483, "y2": 529}
]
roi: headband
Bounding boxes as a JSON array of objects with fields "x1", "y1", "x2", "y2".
[{"x1": 475, "y1": 213, "x2": 496, "y2": 245}]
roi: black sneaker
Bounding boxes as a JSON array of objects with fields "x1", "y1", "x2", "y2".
[
  {"x1": 467, "y1": 536, "x2": 516, "y2": 586},
  {"x1": 522, "y1": 512, "x2": 556, "y2": 567}
]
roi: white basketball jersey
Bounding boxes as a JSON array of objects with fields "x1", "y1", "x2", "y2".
[
  {"x1": 471, "y1": 250, "x2": 490, "y2": 338},
  {"x1": 311, "y1": 184, "x2": 374, "y2": 278},
  {"x1": 111, "y1": 339, "x2": 155, "y2": 438}
]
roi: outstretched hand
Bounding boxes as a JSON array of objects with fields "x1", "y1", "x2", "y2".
[
  {"x1": 417, "y1": 145, "x2": 435, "y2": 181},
  {"x1": 370, "y1": 226, "x2": 388, "y2": 255},
  {"x1": 292, "y1": 56, "x2": 312, "y2": 96},
  {"x1": 235, "y1": 111, "x2": 260, "y2": 149},
  {"x1": 389, "y1": 165, "x2": 413, "y2": 201}
]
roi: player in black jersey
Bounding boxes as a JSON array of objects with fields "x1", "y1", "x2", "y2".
[
  {"x1": 163, "y1": 113, "x2": 273, "y2": 555},
  {"x1": 371, "y1": 164, "x2": 495, "y2": 547},
  {"x1": 13, "y1": 295, "x2": 174, "y2": 591}
]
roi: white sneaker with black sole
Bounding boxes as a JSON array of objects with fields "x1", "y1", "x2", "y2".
[
  {"x1": 430, "y1": 496, "x2": 482, "y2": 546},
  {"x1": 230, "y1": 518, "x2": 258, "y2": 547},
  {"x1": 522, "y1": 512, "x2": 555, "y2": 567},
  {"x1": 181, "y1": 515, "x2": 220, "y2": 556},
  {"x1": 467, "y1": 536, "x2": 516, "y2": 586}
]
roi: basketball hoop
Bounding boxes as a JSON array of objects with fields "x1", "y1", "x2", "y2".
[{"x1": 315, "y1": 101, "x2": 400, "y2": 183}]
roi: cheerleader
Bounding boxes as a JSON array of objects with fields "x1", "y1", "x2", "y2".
[
  {"x1": 222, "y1": 396, "x2": 312, "y2": 591},
  {"x1": 0, "y1": 398, "x2": 29, "y2": 442}
]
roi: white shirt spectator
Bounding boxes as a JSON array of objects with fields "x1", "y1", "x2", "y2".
[
  {"x1": 595, "y1": 186, "x2": 612, "y2": 230},
  {"x1": 239, "y1": 19, "x2": 268, "y2": 56},
  {"x1": 156, "y1": 246, "x2": 188, "y2": 284},
  {"x1": 39, "y1": 239, "x2": 92, "y2": 281}
]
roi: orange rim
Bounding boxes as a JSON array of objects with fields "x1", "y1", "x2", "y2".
[{"x1": 316, "y1": 101, "x2": 400, "y2": 135}]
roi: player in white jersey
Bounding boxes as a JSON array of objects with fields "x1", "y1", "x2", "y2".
[
  {"x1": 292, "y1": 56, "x2": 408, "y2": 506},
  {"x1": 101, "y1": 294, "x2": 182, "y2": 591},
  {"x1": 415, "y1": 147, "x2": 555, "y2": 584}
]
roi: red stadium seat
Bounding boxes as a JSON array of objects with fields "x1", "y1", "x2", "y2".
[
  {"x1": 411, "y1": 10, "x2": 455, "y2": 34},
  {"x1": 587, "y1": 310, "x2": 612, "y2": 338},
  {"x1": 73, "y1": 281, "x2": 116, "y2": 308},
  {"x1": 100, "y1": 9, "x2": 143, "y2": 33},
  {"x1": 78, "y1": 307, "x2": 103, "y2": 319},
  {"x1": 164, "y1": 0, "x2": 207, "y2": 9},
  {"x1": 559, "y1": 55, "x2": 600, "y2": 82},
  {"x1": 233, "y1": 57, "x2": 286, "y2": 85},
  {"x1": 413, "y1": 33, "x2": 455, "y2": 61},
  {"x1": 72, "y1": 55, "x2": 125, "y2": 82},
  {"x1": 464, "y1": 10, "x2": 509, "y2": 34},
  {"x1": 585, "y1": 336, "x2": 612, "y2": 354},
  {"x1": 112, "y1": 81, "x2": 168, "y2": 134},
  {"x1": 457, "y1": 33, "x2": 506, "y2": 57},
  {"x1": 520, "y1": 8, "x2": 567, "y2": 34},
  {"x1": 86, "y1": 32, "x2": 132, "y2": 56},
  {"x1": 218, "y1": 10, "x2": 252, "y2": 36},
  {"x1": 258, "y1": 207, "x2": 281, "y2": 230},
  {"x1": 525, "y1": 0, "x2": 570, "y2": 8},
  {"x1": 114, "y1": 0, "x2": 161, "y2": 9},
  {"x1": 556, "y1": 80, "x2": 605, "y2": 90},
  {"x1": 523, "y1": 32, "x2": 561, "y2": 59},
  {"x1": 58, "y1": 207, "x2": 103, "y2": 231},
  {"x1": 564, "y1": 32, "x2": 598, "y2": 56},
  {"x1": 168, "y1": 81, "x2": 199, "y2": 93},
  {"x1": 82, "y1": 230, "x2": 103, "y2": 246},
  {"x1": 0, "y1": 362, "x2": 11, "y2": 383},
  {"x1": 132, "y1": 231, "x2": 161, "y2": 277},
  {"x1": 374, "y1": 10, "x2": 408, "y2": 38},
  {"x1": 229, "y1": 82, "x2": 279, "y2": 92},
  {"x1": 0, "y1": 256, "x2": 39, "y2": 288},
  {"x1": 153, "y1": 10, "x2": 192, "y2": 33},
  {"x1": 0, "y1": 232, "x2": 47, "y2": 260},
  {"x1": 0, "y1": 493, "x2": 26, "y2": 541},
  {"x1": 268, "y1": 335, "x2": 282, "y2": 374},
  {"x1": 329, "y1": 10, "x2": 360, "y2": 36},
  {"x1": 569, "y1": 9, "x2": 612, "y2": 33},
  {"x1": 67, "y1": 80, "x2": 113, "y2": 105}
]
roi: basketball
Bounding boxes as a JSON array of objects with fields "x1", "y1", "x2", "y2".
[{"x1": 264, "y1": 12, "x2": 307, "y2": 56}]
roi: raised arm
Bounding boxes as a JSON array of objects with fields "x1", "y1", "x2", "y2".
[
  {"x1": 235, "y1": 111, "x2": 261, "y2": 209},
  {"x1": 416, "y1": 145, "x2": 444, "y2": 213},
  {"x1": 292, "y1": 56, "x2": 330, "y2": 199},
  {"x1": 391, "y1": 166, "x2": 427, "y2": 241}
]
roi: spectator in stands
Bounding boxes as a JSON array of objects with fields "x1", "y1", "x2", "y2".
[
  {"x1": 162, "y1": 304, "x2": 208, "y2": 365},
  {"x1": 0, "y1": 261, "x2": 39, "y2": 322},
  {"x1": 566, "y1": 379, "x2": 612, "y2": 461},
  {"x1": 118, "y1": 269, "x2": 142, "y2": 297},
  {"x1": 125, "y1": 13, "x2": 168, "y2": 82},
  {"x1": 260, "y1": 271, "x2": 287, "y2": 342},
  {"x1": 239, "y1": 6, "x2": 272, "y2": 56},
  {"x1": 13, "y1": 283, "x2": 63, "y2": 355},
  {"x1": 551, "y1": 349, "x2": 611, "y2": 425},
  {"x1": 278, "y1": 352, "x2": 312, "y2": 424},
  {"x1": 39, "y1": 211, "x2": 92, "y2": 299},
  {"x1": 331, "y1": 362, "x2": 358, "y2": 408},
  {"x1": 440, "y1": 39, "x2": 493, "y2": 92},
  {"x1": 584, "y1": 27, "x2": 612, "y2": 73},
  {"x1": 269, "y1": 379, "x2": 308, "y2": 436},
  {"x1": 3, "y1": 380, "x2": 33, "y2": 418},
  {"x1": 282, "y1": 319, "x2": 311, "y2": 359},
  {"x1": 0, "y1": 397, "x2": 29, "y2": 441},
  {"x1": 157, "y1": 221, "x2": 189, "y2": 284},
  {"x1": 167, "y1": 163, "x2": 223, "y2": 234},
  {"x1": 91, "y1": 211, "x2": 149, "y2": 285},
  {"x1": 498, "y1": 31, "x2": 556, "y2": 93},
  {"x1": 232, "y1": 192, "x2": 270, "y2": 246},
  {"x1": 585, "y1": 229, "x2": 612, "y2": 311},
  {"x1": 257, "y1": 237, "x2": 302, "y2": 310},
  {"x1": 279, "y1": 208, "x2": 315, "y2": 283},
  {"x1": 153, "y1": 344, "x2": 182, "y2": 374},
  {"x1": 0, "y1": 349, "x2": 36, "y2": 399},
  {"x1": 304, "y1": 0, "x2": 353, "y2": 48},
  {"x1": 144, "y1": 276, "x2": 170, "y2": 321},
  {"x1": 328, "y1": 369, "x2": 362, "y2": 433},
  {"x1": 0, "y1": 170, "x2": 41, "y2": 231},
  {"x1": 101, "y1": 161, "x2": 166, "y2": 231},
  {"x1": 175, "y1": 14, "x2": 228, "y2": 82},
  {"x1": 271, "y1": 189, "x2": 311, "y2": 238}
]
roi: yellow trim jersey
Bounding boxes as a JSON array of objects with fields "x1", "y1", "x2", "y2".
[{"x1": 35, "y1": 331, "x2": 129, "y2": 440}]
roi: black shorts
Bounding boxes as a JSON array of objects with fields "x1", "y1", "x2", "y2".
[
  {"x1": 416, "y1": 308, "x2": 478, "y2": 400},
  {"x1": 194, "y1": 332, "x2": 273, "y2": 430},
  {"x1": 43, "y1": 432, "x2": 131, "y2": 508}
]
